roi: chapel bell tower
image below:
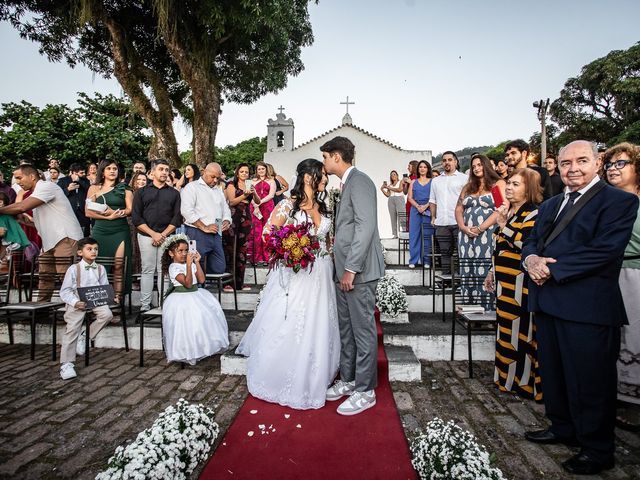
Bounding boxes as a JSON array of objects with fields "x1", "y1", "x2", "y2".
[{"x1": 267, "y1": 106, "x2": 294, "y2": 152}]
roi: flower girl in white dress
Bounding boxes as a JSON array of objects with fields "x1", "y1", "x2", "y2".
[
  {"x1": 236, "y1": 159, "x2": 340, "y2": 409},
  {"x1": 161, "y1": 235, "x2": 229, "y2": 365}
]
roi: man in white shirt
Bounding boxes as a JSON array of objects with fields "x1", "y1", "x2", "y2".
[
  {"x1": 0, "y1": 164, "x2": 84, "y2": 301},
  {"x1": 428, "y1": 151, "x2": 468, "y2": 274},
  {"x1": 181, "y1": 162, "x2": 232, "y2": 275},
  {"x1": 44, "y1": 158, "x2": 66, "y2": 181}
]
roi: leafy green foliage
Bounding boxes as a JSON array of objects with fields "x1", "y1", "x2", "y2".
[
  {"x1": 0, "y1": 1, "x2": 315, "y2": 165},
  {"x1": 0, "y1": 92, "x2": 151, "y2": 175},
  {"x1": 550, "y1": 42, "x2": 640, "y2": 146},
  {"x1": 183, "y1": 136, "x2": 266, "y2": 175}
]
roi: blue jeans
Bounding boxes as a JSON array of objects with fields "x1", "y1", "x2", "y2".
[
  {"x1": 409, "y1": 208, "x2": 433, "y2": 265},
  {"x1": 185, "y1": 226, "x2": 226, "y2": 275}
]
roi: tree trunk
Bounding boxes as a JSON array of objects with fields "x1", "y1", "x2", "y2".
[
  {"x1": 161, "y1": 38, "x2": 221, "y2": 169},
  {"x1": 104, "y1": 18, "x2": 181, "y2": 167},
  {"x1": 191, "y1": 75, "x2": 221, "y2": 169}
]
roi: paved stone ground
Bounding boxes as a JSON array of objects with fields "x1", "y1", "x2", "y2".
[
  {"x1": 393, "y1": 361, "x2": 640, "y2": 480},
  {"x1": 1, "y1": 343, "x2": 639, "y2": 479}
]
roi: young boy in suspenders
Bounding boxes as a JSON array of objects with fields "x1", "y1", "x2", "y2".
[{"x1": 59, "y1": 237, "x2": 113, "y2": 380}]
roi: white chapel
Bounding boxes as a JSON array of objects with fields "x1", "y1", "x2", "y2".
[{"x1": 263, "y1": 103, "x2": 433, "y2": 238}]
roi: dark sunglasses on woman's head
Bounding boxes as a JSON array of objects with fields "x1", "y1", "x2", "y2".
[{"x1": 604, "y1": 160, "x2": 631, "y2": 170}]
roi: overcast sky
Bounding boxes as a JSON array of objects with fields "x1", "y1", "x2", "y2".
[{"x1": 1, "y1": 0, "x2": 638, "y2": 156}]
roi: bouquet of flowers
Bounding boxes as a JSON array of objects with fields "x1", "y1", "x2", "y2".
[
  {"x1": 376, "y1": 274, "x2": 409, "y2": 317},
  {"x1": 410, "y1": 418, "x2": 505, "y2": 480},
  {"x1": 265, "y1": 222, "x2": 322, "y2": 273},
  {"x1": 96, "y1": 398, "x2": 219, "y2": 480}
]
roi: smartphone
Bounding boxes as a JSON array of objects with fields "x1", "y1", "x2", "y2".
[
  {"x1": 244, "y1": 179, "x2": 253, "y2": 192},
  {"x1": 402, "y1": 173, "x2": 408, "y2": 178},
  {"x1": 491, "y1": 185, "x2": 505, "y2": 208},
  {"x1": 215, "y1": 218, "x2": 223, "y2": 236},
  {"x1": 188, "y1": 240, "x2": 197, "y2": 253}
]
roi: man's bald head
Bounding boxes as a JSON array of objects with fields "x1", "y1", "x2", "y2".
[{"x1": 202, "y1": 162, "x2": 222, "y2": 187}]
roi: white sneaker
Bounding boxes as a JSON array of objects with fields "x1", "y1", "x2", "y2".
[
  {"x1": 408, "y1": 264, "x2": 416, "y2": 269},
  {"x1": 76, "y1": 331, "x2": 86, "y2": 356},
  {"x1": 60, "y1": 362, "x2": 77, "y2": 380},
  {"x1": 337, "y1": 390, "x2": 376, "y2": 416},
  {"x1": 326, "y1": 379, "x2": 355, "y2": 401}
]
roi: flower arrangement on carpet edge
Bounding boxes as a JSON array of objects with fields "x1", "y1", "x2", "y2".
[
  {"x1": 410, "y1": 418, "x2": 505, "y2": 480},
  {"x1": 265, "y1": 222, "x2": 322, "y2": 273},
  {"x1": 95, "y1": 398, "x2": 219, "y2": 480},
  {"x1": 375, "y1": 274, "x2": 409, "y2": 317}
]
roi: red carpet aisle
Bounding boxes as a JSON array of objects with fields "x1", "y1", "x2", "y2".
[{"x1": 201, "y1": 314, "x2": 417, "y2": 480}]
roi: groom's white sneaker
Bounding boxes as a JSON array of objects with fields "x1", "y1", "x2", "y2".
[
  {"x1": 337, "y1": 390, "x2": 376, "y2": 416},
  {"x1": 326, "y1": 380, "x2": 355, "y2": 401}
]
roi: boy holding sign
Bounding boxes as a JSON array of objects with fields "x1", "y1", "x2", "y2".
[{"x1": 59, "y1": 237, "x2": 113, "y2": 380}]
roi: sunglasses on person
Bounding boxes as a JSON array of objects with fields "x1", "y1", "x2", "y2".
[{"x1": 604, "y1": 160, "x2": 631, "y2": 170}]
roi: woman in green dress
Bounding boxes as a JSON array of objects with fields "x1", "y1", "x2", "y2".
[{"x1": 85, "y1": 160, "x2": 133, "y2": 296}]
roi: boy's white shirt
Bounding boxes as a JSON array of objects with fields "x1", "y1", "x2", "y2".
[{"x1": 60, "y1": 259, "x2": 109, "y2": 307}]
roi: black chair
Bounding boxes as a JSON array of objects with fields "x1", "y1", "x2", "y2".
[
  {"x1": 431, "y1": 233, "x2": 458, "y2": 318},
  {"x1": 205, "y1": 236, "x2": 238, "y2": 311},
  {"x1": 54, "y1": 256, "x2": 130, "y2": 366},
  {"x1": 397, "y1": 211, "x2": 410, "y2": 265},
  {"x1": 420, "y1": 223, "x2": 434, "y2": 288},
  {"x1": 138, "y1": 274, "x2": 166, "y2": 367},
  {"x1": 0, "y1": 255, "x2": 73, "y2": 360},
  {"x1": 450, "y1": 257, "x2": 496, "y2": 378}
]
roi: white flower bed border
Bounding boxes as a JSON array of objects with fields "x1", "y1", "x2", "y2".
[
  {"x1": 376, "y1": 274, "x2": 409, "y2": 318},
  {"x1": 411, "y1": 418, "x2": 505, "y2": 480},
  {"x1": 96, "y1": 398, "x2": 219, "y2": 480}
]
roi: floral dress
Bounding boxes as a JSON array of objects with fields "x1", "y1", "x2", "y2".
[{"x1": 223, "y1": 187, "x2": 253, "y2": 289}]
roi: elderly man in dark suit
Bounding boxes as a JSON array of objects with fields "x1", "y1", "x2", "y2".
[{"x1": 522, "y1": 140, "x2": 639, "y2": 475}]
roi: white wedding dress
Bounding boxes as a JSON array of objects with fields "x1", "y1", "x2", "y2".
[{"x1": 236, "y1": 199, "x2": 340, "y2": 409}]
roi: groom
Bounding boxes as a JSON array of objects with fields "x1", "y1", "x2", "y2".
[{"x1": 321, "y1": 136, "x2": 385, "y2": 416}]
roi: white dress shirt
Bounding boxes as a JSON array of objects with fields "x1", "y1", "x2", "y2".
[
  {"x1": 428, "y1": 170, "x2": 468, "y2": 226},
  {"x1": 554, "y1": 174, "x2": 600, "y2": 220},
  {"x1": 341, "y1": 166, "x2": 355, "y2": 187},
  {"x1": 180, "y1": 177, "x2": 232, "y2": 228},
  {"x1": 60, "y1": 259, "x2": 109, "y2": 307},
  {"x1": 30, "y1": 180, "x2": 84, "y2": 251}
]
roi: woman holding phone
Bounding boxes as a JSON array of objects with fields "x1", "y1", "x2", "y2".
[
  {"x1": 381, "y1": 170, "x2": 404, "y2": 238},
  {"x1": 224, "y1": 163, "x2": 260, "y2": 291}
]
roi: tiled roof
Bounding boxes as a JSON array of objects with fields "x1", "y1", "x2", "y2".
[{"x1": 294, "y1": 122, "x2": 404, "y2": 151}]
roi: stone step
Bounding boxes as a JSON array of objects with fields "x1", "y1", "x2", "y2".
[
  {"x1": 220, "y1": 344, "x2": 421, "y2": 382},
  {"x1": 386, "y1": 345, "x2": 421, "y2": 382},
  {"x1": 1, "y1": 310, "x2": 489, "y2": 364}
]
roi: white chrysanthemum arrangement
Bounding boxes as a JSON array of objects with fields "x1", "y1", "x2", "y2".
[
  {"x1": 96, "y1": 398, "x2": 219, "y2": 480},
  {"x1": 375, "y1": 274, "x2": 408, "y2": 317},
  {"x1": 410, "y1": 418, "x2": 505, "y2": 480}
]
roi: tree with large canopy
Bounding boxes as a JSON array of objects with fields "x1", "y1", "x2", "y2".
[
  {"x1": 550, "y1": 42, "x2": 640, "y2": 146},
  {"x1": 0, "y1": 92, "x2": 151, "y2": 174},
  {"x1": 0, "y1": 0, "x2": 314, "y2": 167}
]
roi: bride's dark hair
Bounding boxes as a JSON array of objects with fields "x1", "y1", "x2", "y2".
[{"x1": 289, "y1": 158, "x2": 328, "y2": 218}]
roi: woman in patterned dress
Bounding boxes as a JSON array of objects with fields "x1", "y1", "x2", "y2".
[
  {"x1": 455, "y1": 154, "x2": 505, "y2": 307},
  {"x1": 484, "y1": 168, "x2": 543, "y2": 401},
  {"x1": 223, "y1": 163, "x2": 259, "y2": 291},
  {"x1": 604, "y1": 142, "x2": 640, "y2": 429}
]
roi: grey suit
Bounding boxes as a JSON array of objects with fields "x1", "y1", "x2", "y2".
[{"x1": 333, "y1": 168, "x2": 385, "y2": 392}]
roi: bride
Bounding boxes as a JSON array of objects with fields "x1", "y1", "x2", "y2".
[{"x1": 236, "y1": 158, "x2": 340, "y2": 409}]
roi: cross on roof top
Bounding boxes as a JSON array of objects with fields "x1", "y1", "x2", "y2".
[
  {"x1": 340, "y1": 96, "x2": 355, "y2": 114},
  {"x1": 277, "y1": 105, "x2": 285, "y2": 115}
]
